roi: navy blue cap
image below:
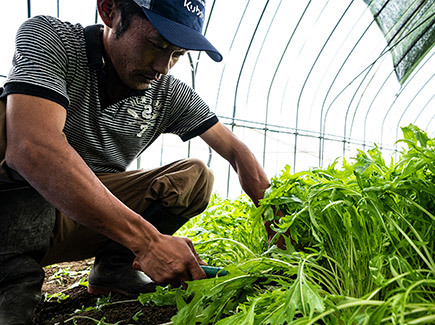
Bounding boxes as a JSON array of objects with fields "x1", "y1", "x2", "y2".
[{"x1": 133, "y1": 0, "x2": 223, "y2": 62}]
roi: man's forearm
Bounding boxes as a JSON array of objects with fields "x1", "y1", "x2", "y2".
[
  {"x1": 199, "y1": 122, "x2": 271, "y2": 206},
  {"x1": 6, "y1": 133, "x2": 159, "y2": 254},
  {"x1": 228, "y1": 141, "x2": 291, "y2": 246},
  {"x1": 232, "y1": 144, "x2": 270, "y2": 206}
]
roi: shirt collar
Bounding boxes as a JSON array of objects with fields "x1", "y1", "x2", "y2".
[{"x1": 84, "y1": 24, "x2": 105, "y2": 68}]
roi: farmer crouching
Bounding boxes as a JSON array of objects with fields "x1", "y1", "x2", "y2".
[{"x1": 0, "y1": 0, "x2": 278, "y2": 323}]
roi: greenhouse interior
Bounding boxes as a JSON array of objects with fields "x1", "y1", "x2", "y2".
[{"x1": 0, "y1": 0, "x2": 434, "y2": 324}]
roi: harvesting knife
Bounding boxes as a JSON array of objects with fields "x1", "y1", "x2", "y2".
[{"x1": 201, "y1": 265, "x2": 228, "y2": 277}]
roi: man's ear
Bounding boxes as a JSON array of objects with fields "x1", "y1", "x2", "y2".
[{"x1": 97, "y1": 0, "x2": 116, "y2": 27}]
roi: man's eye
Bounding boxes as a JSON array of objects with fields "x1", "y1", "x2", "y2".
[{"x1": 150, "y1": 41, "x2": 164, "y2": 50}]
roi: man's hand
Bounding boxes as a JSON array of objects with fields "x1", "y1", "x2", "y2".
[
  {"x1": 132, "y1": 235, "x2": 206, "y2": 288},
  {"x1": 200, "y1": 123, "x2": 291, "y2": 249},
  {"x1": 264, "y1": 209, "x2": 291, "y2": 250}
]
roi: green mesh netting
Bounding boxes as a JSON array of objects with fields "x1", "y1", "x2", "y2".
[{"x1": 364, "y1": 0, "x2": 435, "y2": 84}]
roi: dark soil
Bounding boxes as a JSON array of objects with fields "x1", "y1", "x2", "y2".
[{"x1": 33, "y1": 259, "x2": 178, "y2": 325}]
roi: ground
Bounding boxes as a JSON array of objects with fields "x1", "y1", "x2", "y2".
[{"x1": 33, "y1": 259, "x2": 178, "y2": 325}]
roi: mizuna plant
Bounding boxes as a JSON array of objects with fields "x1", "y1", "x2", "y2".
[{"x1": 139, "y1": 124, "x2": 435, "y2": 324}]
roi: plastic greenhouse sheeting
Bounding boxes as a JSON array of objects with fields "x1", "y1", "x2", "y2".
[
  {"x1": 364, "y1": 0, "x2": 435, "y2": 84},
  {"x1": 0, "y1": 0, "x2": 434, "y2": 198}
]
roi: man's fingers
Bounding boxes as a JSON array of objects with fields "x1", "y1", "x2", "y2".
[
  {"x1": 184, "y1": 237, "x2": 195, "y2": 252},
  {"x1": 184, "y1": 238, "x2": 208, "y2": 266},
  {"x1": 132, "y1": 235, "x2": 207, "y2": 286},
  {"x1": 132, "y1": 257, "x2": 140, "y2": 270},
  {"x1": 179, "y1": 238, "x2": 206, "y2": 280},
  {"x1": 188, "y1": 259, "x2": 207, "y2": 280}
]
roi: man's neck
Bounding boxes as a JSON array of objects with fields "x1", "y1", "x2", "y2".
[{"x1": 101, "y1": 56, "x2": 132, "y2": 105}]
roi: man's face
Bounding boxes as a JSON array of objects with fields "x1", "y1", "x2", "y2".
[{"x1": 105, "y1": 15, "x2": 187, "y2": 90}]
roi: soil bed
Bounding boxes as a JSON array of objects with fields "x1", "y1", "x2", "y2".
[{"x1": 34, "y1": 259, "x2": 177, "y2": 325}]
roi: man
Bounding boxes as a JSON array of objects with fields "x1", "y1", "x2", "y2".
[{"x1": 0, "y1": 0, "x2": 276, "y2": 323}]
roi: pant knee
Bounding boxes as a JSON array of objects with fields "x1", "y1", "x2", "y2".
[
  {"x1": 0, "y1": 186, "x2": 55, "y2": 263},
  {"x1": 0, "y1": 254, "x2": 45, "y2": 286},
  {"x1": 179, "y1": 158, "x2": 214, "y2": 215},
  {"x1": 185, "y1": 158, "x2": 214, "y2": 205},
  {"x1": 0, "y1": 254, "x2": 44, "y2": 324},
  {"x1": 149, "y1": 158, "x2": 214, "y2": 218}
]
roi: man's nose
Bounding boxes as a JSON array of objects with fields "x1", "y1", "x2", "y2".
[{"x1": 152, "y1": 54, "x2": 172, "y2": 76}]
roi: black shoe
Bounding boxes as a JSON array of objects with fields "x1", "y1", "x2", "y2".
[
  {"x1": 87, "y1": 241, "x2": 157, "y2": 296},
  {"x1": 88, "y1": 201, "x2": 187, "y2": 296}
]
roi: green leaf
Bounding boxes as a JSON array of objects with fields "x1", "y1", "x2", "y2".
[
  {"x1": 137, "y1": 286, "x2": 179, "y2": 306},
  {"x1": 284, "y1": 261, "x2": 325, "y2": 319}
]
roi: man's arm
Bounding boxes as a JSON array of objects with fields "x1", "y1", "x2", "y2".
[
  {"x1": 200, "y1": 122, "x2": 269, "y2": 205},
  {"x1": 5, "y1": 94, "x2": 205, "y2": 284},
  {"x1": 200, "y1": 122, "x2": 287, "y2": 246}
]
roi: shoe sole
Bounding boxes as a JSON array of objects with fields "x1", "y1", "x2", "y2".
[
  {"x1": 87, "y1": 282, "x2": 158, "y2": 296},
  {"x1": 87, "y1": 284, "x2": 131, "y2": 296}
]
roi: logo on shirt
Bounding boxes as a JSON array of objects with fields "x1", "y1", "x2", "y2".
[{"x1": 127, "y1": 98, "x2": 162, "y2": 137}]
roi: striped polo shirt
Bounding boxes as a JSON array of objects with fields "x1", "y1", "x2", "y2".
[{"x1": 2, "y1": 15, "x2": 218, "y2": 173}]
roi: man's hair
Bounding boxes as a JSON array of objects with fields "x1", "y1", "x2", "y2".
[{"x1": 115, "y1": 0, "x2": 147, "y2": 38}]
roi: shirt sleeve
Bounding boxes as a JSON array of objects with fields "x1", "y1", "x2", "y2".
[
  {"x1": 164, "y1": 76, "x2": 218, "y2": 141},
  {"x1": 3, "y1": 16, "x2": 70, "y2": 108}
]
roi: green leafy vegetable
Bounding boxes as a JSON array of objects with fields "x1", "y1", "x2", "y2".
[{"x1": 145, "y1": 124, "x2": 434, "y2": 324}]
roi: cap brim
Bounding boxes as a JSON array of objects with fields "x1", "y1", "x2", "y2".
[{"x1": 142, "y1": 9, "x2": 223, "y2": 62}]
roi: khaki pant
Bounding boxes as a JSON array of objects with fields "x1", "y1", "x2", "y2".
[{"x1": 40, "y1": 158, "x2": 214, "y2": 266}]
